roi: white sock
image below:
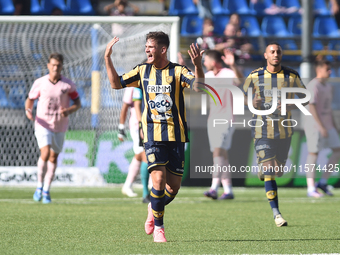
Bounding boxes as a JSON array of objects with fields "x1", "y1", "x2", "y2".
[
  {"x1": 155, "y1": 225, "x2": 164, "y2": 230},
  {"x1": 124, "y1": 157, "x2": 141, "y2": 189},
  {"x1": 307, "y1": 186, "x2": 316, "y2": 193},
  {"x1": 43, "y1": 184, "x2": 50, "y2": 192},
  {"x1": 210, "y1": 178, "x2": 220, "y2": 192},
  {"x1": 222, "y1": 184, "x2": 232, "y2": 194},
  {"x1": 37, "y1": 182, "x2": 43, "y2": 189}
]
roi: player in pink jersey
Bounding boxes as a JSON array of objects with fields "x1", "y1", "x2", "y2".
[
  {"x1": 25, "y1": 53, "x2": 81, "y2": 204},
  {"x1": 303, "y1": 60, "x2": 340, "y2": 198},
  {"x1": 203, "y1": 49, "x2": 243, "y2": 200}
]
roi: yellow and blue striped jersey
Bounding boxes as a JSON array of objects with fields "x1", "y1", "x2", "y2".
[
  {"x1": 119, "y1": 62, "x2": 195, "y2": 142},
  {"x1": 242, "y1": 66, "x2": 306, "y2": 139}
]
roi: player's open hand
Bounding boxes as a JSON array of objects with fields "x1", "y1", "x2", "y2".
[
  {"x1": 188, "y1": 43, "x2": 204, "y2": 67},
  {"x1": 252, "y1": 93, "x2": 262, "y2": 109},
  {"x1": 222, "y1": 48, "x2": 235, "y2": 67},
  {"x1": 60, "y1": 107, "x2": 69, "y2": 117},
  {"x1": 105, "y1": 37, "x2": 119, "y2": 58}
]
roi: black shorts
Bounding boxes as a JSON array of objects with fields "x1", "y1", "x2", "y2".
[
  {"x1": 254, "y1": 137, "x2": 291, "y2": 165},
  {"x1": 144, "y1": 141, "x2": 185, "y2": 176}
]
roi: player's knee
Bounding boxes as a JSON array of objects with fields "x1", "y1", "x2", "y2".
[{"x1": 167, "y1": 184, "x2": 180, "y2": 194}]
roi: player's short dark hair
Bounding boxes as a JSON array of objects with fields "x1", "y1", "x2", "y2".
[
  {"x1": 266, "y1": 41, "x2": 282, "y2": 48},
  {"x1": 49, "y1": 53, "x2": 64, "y2": 64},
  {"x1": 146, "y1": 31, "x2": 170, "y2": 49},
  {"x1": 205, "y1": 50, "x2": 223, "y2": 63},
  {"x1": 315, "y1": 59, "x2": 331, "y2": 68}
]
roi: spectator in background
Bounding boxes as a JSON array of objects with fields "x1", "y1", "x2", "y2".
[
  {"x1": 51, "y1": 7, "x2": 63, "y2": 16},
  {"x1": 193, "y1": 0, "x2": 213, "y2": 19},
  {"x1": 229, "y1": 13, "x2": 244, "y2": 37},
  {"x1": 14, "y1": 0, "x2": 31, "y2": 15},
  {"x1": 330, "y1": 0, "x2": 340, "y2": 29},
  {"x1": 214, "y1": 23, "x2": 253, "y2": 61},
  {"x1": 196, "y1": 18, "x2": 215, "y2": 50},
  {"x1": 104, "y1": 0, "x2": 139, "y2": 16},
  {"x1": 104, "y1": 0, "x2": 139, "y2": 36}
]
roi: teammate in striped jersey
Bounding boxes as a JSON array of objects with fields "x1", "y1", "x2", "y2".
[
  {"x1": 242, "y1": 42, "x2": 308, "y2": 227},
  {"x1": 105, "y1": 31, "x2": 204, "y2": 242}
]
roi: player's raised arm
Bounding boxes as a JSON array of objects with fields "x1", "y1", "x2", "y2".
[
  {"x1": 188, "y1": 43, "x2": 205, "y2": 92},
  {"x1": 105, "y1": 37, "x2": 123, "y2": 90}
]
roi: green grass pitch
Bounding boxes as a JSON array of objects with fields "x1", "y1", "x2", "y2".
[{"x1": 0, "y1": 186, "x2": 339, "y2": 254}]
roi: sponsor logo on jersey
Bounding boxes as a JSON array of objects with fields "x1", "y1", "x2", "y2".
[
  {"x1": 147, "y1": 85, "x2": 172, "y2": 93},
  {"x1": 255, "y1": 144, "x2": 271, "y2": 150},
  {"x1": 143, "y1": 78, "x2": 155, "y2": 82},
  {"x1": 148, "y1": 94, "x2": 173, "y2": 113},
  {"x1": 151, "y1": 113, "x2": 173, "y2": 120}
]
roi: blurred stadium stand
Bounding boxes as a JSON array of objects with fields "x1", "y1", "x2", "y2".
[{"x1": 1, "y1": 0, "x2": 340, "y2": 110}]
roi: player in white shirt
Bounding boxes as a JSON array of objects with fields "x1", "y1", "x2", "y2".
[
  {"x1": 25, "y1": 53, "x2": 81, "y2": 204},
  {"x1": 203, "y1": 49, "x2": 243, "y2": 200},
  {"x1": 303, "y1": 60, "x2": 340, "y2": 197},
  {"x1": 118, "y1": 87, "x2": 150, "y2": 202}
]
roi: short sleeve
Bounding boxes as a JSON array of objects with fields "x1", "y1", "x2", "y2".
[
  {"x1": 308, "y1": 82, "x2": 318, "y2": 105},
  {"x1": 120, "y1": 65, "x2": 141, "y2": 88},
  {"x1": 28, "y1": 80, "x2": 41, "y2": 100},
  {"x1": 68, "y1": 81, "x2": 79, "y2": 100},
  {"x1": 181, "y1": 66, "x2": 195, "y2": 89},
  {"x1": 242, "y1": 74, "x2": 254, "y2": 96}
]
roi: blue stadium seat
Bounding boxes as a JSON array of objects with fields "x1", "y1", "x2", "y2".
[
  {"x1": 240, "y1": 15, "x2": 261, "y2": 36},
  {"x1": 30, "y1": 0, "x2": 44, "y2": 14},
  {"x1": 210, "y1": 0, "x2": 229, "y2": 15},
  {"x1": 212, "y1": 15, "x2": 229, "y2": 35},
  {"x1": 314, "y1": 0, "x2": 330, "y2": 16},
  {"x1": 276, "y1": 0, "x2": 301, "y2": 9},
  {"x1": 0, "y1": 87, "x2": 9, "y2": 108},
  {"x1": 279, "y1": 39, "x2": 301, "y2": 61},
  {"x1": 8, "y1": 85, "x2": 26, "y2": 109},
  {"x1": 223, "y1": 0, "x2": 254, "y2": 15},
  {"x1": 66, "y1": 0, "x2": 95, "y2": 15},
  {"x1": 0, "y1": 0, "x2": 14, "y2": 14},
  {"x1": 313, "y1": 40, "x2": 325, "y2": 50},
  {"x1": 168, "y1": 0, "x2": 198, "y2": 16},
  {"x1": 261, "y1": 16, "x2": 289, "y2": 37},
  {"x1": 40, "y1": 0, "x2": 67, "y2": 15},
  {"x1": 181, "y1": 15, "x2": 204, "y2": 36},
  {"x1": 313, "y1": 16, "x2": 339, "y2": 37},
  {"x1": 249, "y1": 0, "x2": 273, "y2": 16},
  {"x1": 287, "y1": 16, "x2": 302, "y2": 35}
]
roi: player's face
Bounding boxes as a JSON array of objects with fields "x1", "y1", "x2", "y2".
[
  {"x1": 264, "y1": 44, "x2": 282, "y2": 67},
  {"x1": 145, "y1": 39, "x2": 164, "y2": 64},
  {"x1": 47, "y1": 58, "x2": 63, "y2": 79},
  {"x1": 203, "y1": 55, "x2": 214, "y2": 71}
]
